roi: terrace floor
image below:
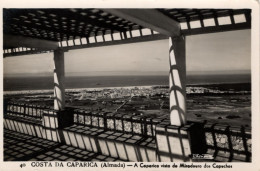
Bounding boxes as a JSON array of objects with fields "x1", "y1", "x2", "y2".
[{"x1": 3, "y1": 129, "x2": 126, "y2": 161}]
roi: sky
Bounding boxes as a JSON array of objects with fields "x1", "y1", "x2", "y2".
[{"x1": 3, "y1": 29, "x2": 251, "y2": 77}]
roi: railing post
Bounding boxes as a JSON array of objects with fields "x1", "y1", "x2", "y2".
[{"x1": 3, "y1": 100, "x2": 8, "y2": 117}]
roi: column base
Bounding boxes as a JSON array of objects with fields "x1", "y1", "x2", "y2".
[
  {"x1": 43, "y1": 107, "x2": 74, "y2": 129},
  {"x1": 155, "y1": 122, "x2": 206, "y2": 162}
]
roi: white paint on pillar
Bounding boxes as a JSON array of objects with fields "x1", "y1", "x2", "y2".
[
  {"x1": 169, "y1": 36, "x2": 187, "y2": 126},
  {"x1": 54, "y1": 50, "x2": 65, "y2": 111}
]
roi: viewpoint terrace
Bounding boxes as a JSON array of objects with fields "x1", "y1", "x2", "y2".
[{"x1": 3, "y1": 8, "x2": 252, "y2": 162}]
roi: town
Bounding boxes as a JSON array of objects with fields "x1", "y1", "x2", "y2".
[{"x1": 4, "y1": 84, "x2": 251, "y2": 127}]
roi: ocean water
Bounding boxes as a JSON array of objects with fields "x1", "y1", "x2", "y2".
[{"x1": 3, "y1": 74, "x2": 251, "y2": 91}]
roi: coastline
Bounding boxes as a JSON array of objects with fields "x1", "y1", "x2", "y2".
[
  {"x1": 3, "y1": 82, "x2": 251, "y2": 95},
  {"x1": 3, "y1": 85, "x2": 156, "y2": 95}
]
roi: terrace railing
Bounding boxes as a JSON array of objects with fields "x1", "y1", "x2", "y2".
[
  {"x1": 4, "y1": 101, "x2": 51, "y2": 123},
  {"x1": 72, "y1": 108, "x2": 170, "y2": 137},
  {"x1": 4, "y1": 100, "x2": 168, "y2": 137},
  {"x1": 3, "y1": 100, "x2": 252, "y2": 162}
]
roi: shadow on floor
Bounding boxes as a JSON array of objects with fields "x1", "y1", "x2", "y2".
[{"x1": 4, "y1": 129, "x2": 126, "y2": 161}]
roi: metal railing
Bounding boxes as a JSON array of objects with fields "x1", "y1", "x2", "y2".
[
  {"x1": 4, "y1": 101, "x2": 51, "y2": 122},
  {"x1": 4, "y1": 101, "x2": 169, "y2": 137},
  {"x1": 72, "y1": 108, "x2": 169, "y2": 137},
  {"x1": 74, "y1": 109, "x2": 171, "y2": 137}
]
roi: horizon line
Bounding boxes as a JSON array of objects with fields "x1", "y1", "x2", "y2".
[{"x1": 4, "y1": 70, "x2": 251, "y2": 78}]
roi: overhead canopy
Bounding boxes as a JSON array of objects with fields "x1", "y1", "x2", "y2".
[{"x1": 3, "y1": 8, "x2": 251, "y2": 57}]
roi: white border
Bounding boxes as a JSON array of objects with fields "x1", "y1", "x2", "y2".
[{"x1": 0, "y1": 0, "x2": 259, "y2": 170}]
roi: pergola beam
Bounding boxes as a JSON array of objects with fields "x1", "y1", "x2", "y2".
[
  {"x1": 182, "y1": 21, "x2": 251, "y2": 36},
  {"x1": 104, "y1": 9, "x2": 181, "y2": 37},
  {"x1": 4, "y1": 34, "x2": 168, "y2": 57},
  {"x1": 4, "y1": 21, "x2": 88, "y2": 41},
  {"x1": 3, "y1": 34, "x2": 59, "y2": 50}
]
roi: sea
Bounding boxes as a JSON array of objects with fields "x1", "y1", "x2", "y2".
[{"x1": 3, "y1": 74, "x2": 251, "y2": 91}]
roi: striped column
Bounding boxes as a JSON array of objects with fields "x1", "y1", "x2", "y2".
[
  {"x1": 53, "y1": 49, "x2": 65, "y2": 111},
  {"x1": 169, "y1": 36, "x2": 187, "y2": 126}
]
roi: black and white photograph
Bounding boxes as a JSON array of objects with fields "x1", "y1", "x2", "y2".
[{"x1": 1, "y1": 0, "x2": 260, "y2": 170}]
